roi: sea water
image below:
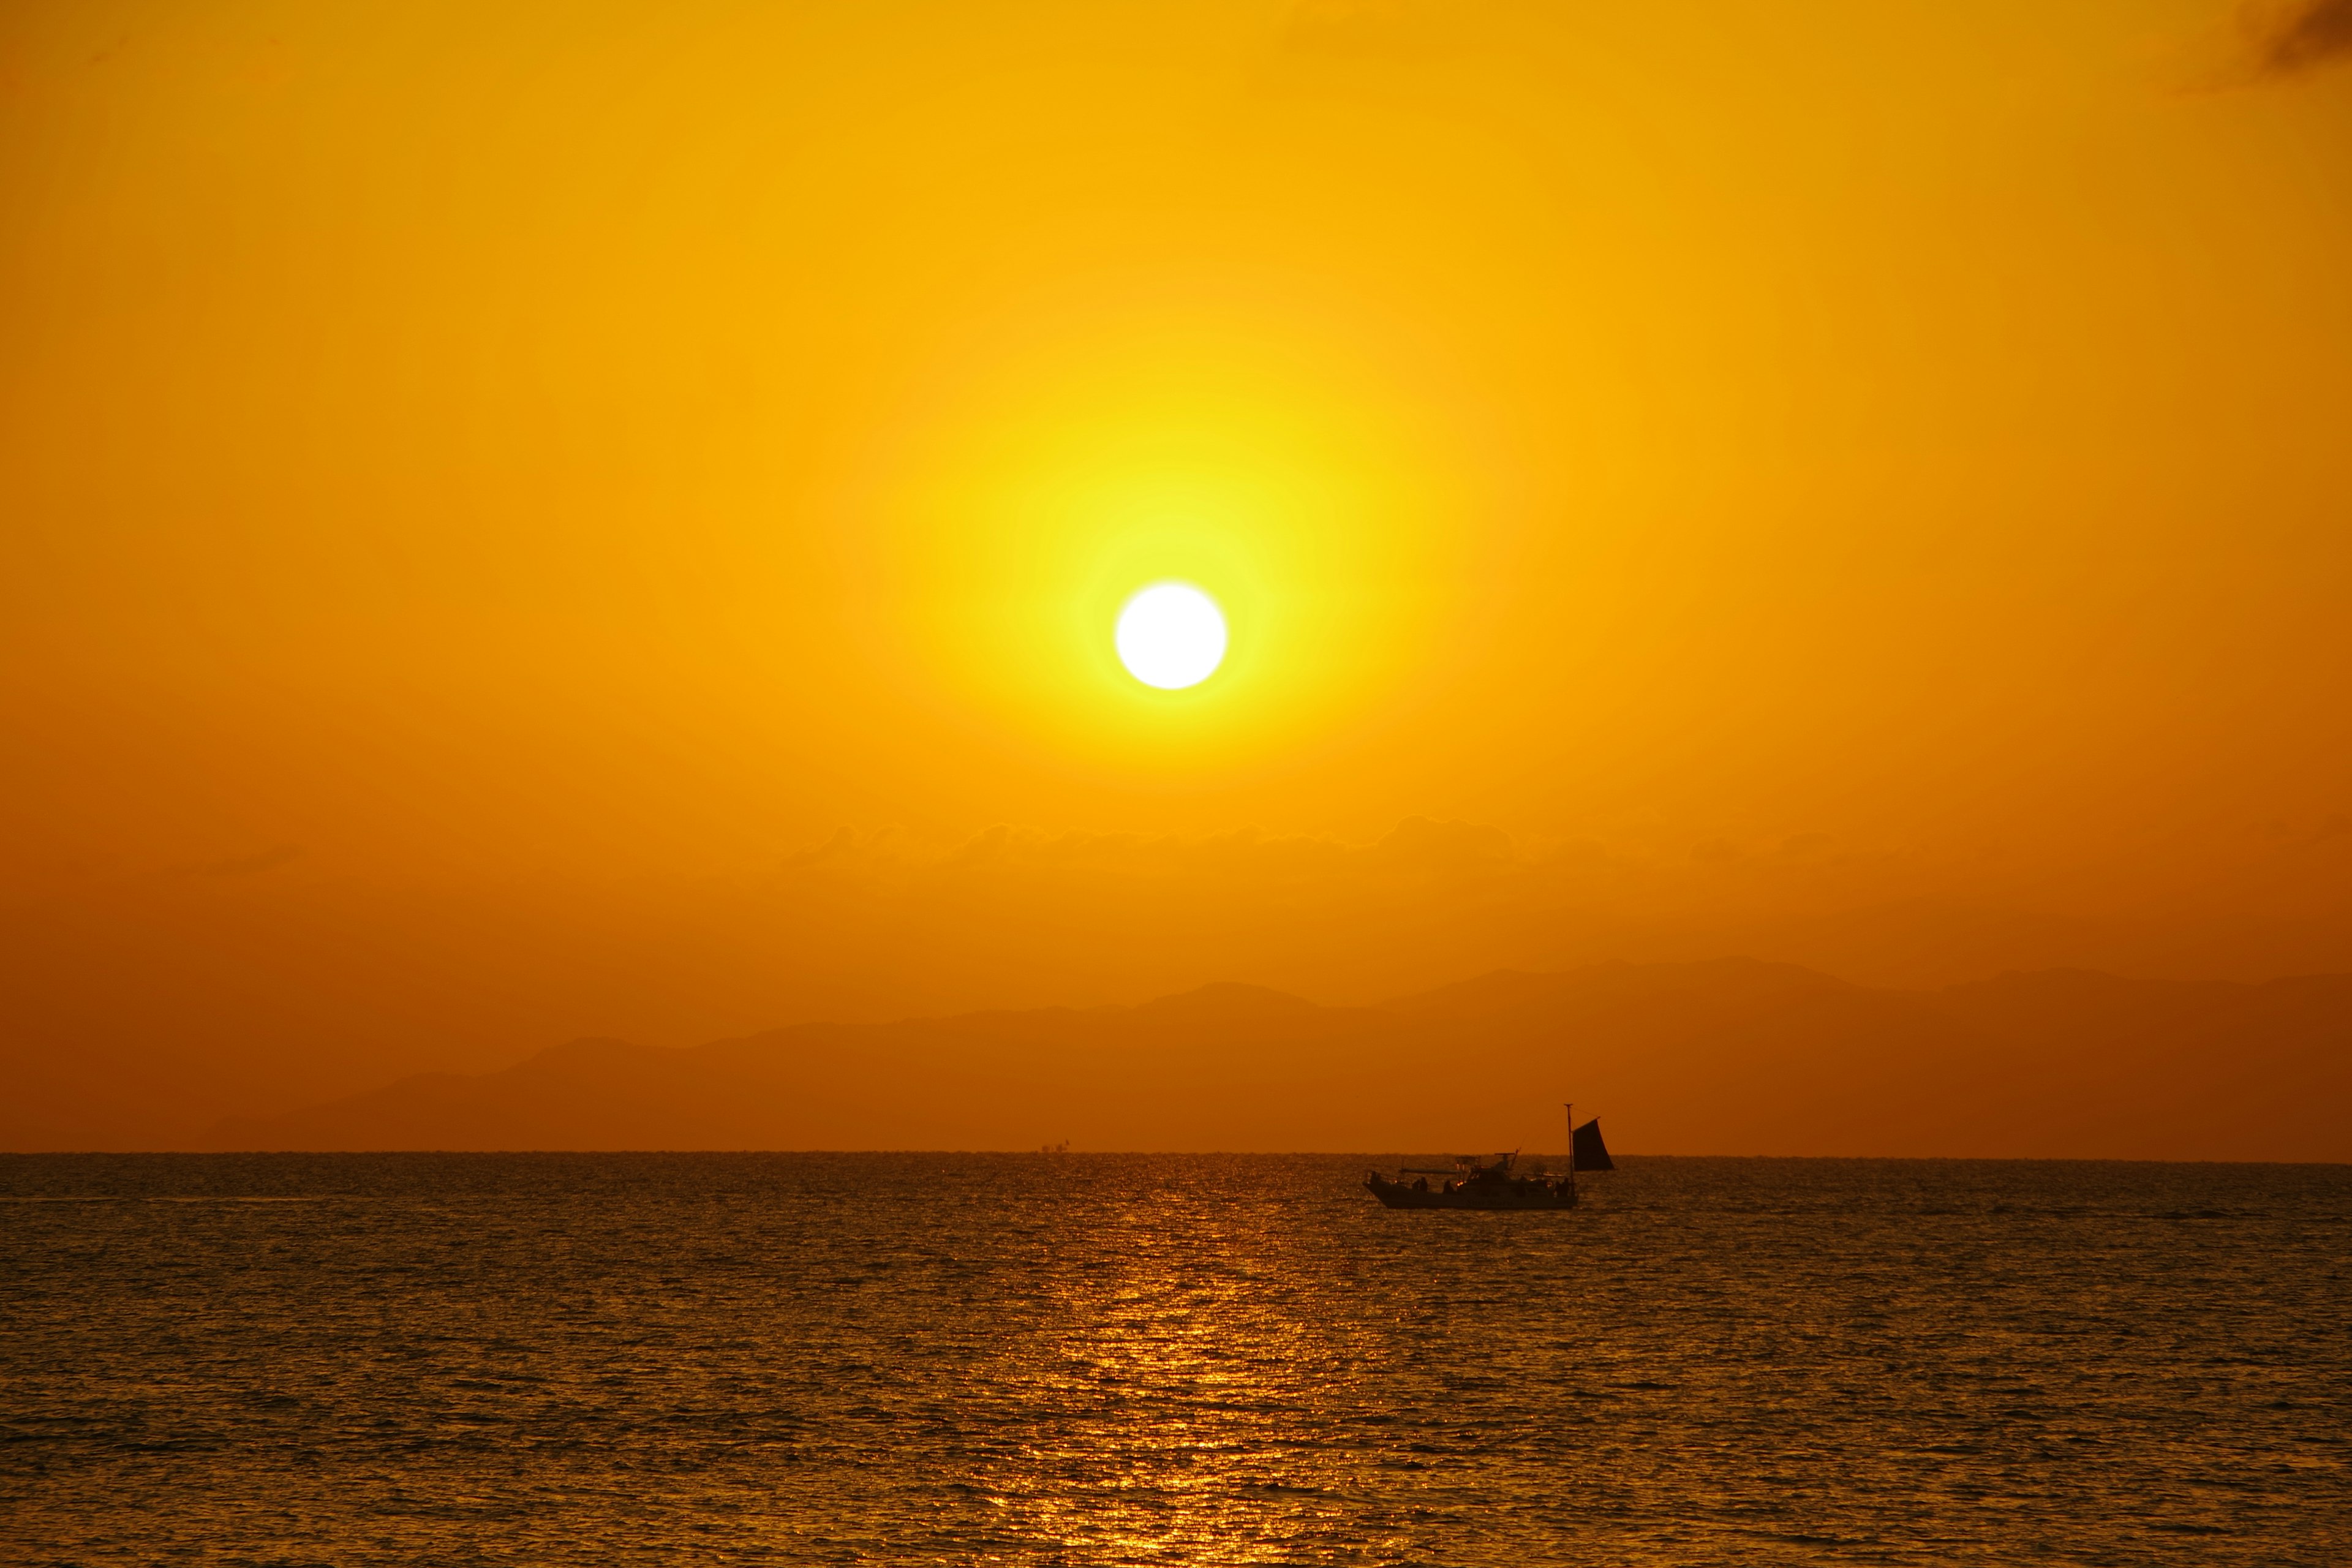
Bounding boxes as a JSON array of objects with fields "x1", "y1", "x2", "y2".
[{"x1": 4, "y1": 1154, "x2": 2347, "y2": 1565}]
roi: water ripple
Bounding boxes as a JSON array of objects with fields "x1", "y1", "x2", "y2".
[{"x1": 2, "y1": 1153, "x2": 2346, "y2": 1564}]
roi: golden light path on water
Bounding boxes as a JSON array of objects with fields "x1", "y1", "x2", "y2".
[{"x1": 982, "y1": 1190, "x2": 1399, "y2": 1561}]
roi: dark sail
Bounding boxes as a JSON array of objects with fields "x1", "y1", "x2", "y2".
[{"x1": 1572, "y1": 1117, "x2": 1615, "y2": 1171}]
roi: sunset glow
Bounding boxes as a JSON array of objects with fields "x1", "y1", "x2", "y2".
[
  {"x1": 0, "y1": 0, "x2": 2345, "y2": 1154},
  {"x1": 8, "y1": 4, "x2": 2351, "y2": 1562}
]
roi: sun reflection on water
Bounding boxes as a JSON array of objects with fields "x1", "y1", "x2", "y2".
[{"x1": 978, "y1": 1193, "x2": 1403, "y2": 1564}]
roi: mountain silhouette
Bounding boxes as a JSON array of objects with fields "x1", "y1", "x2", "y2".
[{"x1": 202, "y1": 960, "x2": 2352, "y2": 1158}]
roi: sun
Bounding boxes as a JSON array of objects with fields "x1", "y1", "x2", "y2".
[{"x1": 1115, "y1": 582, "x2": 1227, "y2": 690}]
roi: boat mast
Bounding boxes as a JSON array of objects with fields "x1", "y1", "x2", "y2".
[{"x1": 1564, "y1": 1101, "x2": 1575, "y2": 1204}]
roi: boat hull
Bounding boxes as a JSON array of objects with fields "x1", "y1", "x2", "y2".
[{"x1": 1364, "y1": 1175, "x2": 1577, "y2": 1210}]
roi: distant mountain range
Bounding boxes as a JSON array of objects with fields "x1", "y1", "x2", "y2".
[{"x1": 203, "y1": 960, "x2": 2352, "y2": 1159}]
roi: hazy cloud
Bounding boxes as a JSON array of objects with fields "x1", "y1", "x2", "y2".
[
  {"x1": 167, "y1": 845, "x2": 303, "y2": 879},
  {"x1": 777, "y1": 820, "x2": 1924, "y2": 901},
  {"x1": 1279, "y1": 0, "x2": 1501, "y2": 60},
  {"x1": 1361, "y1": 816, "x2": 1518, "y2": 877},
  {"x1": 785, "y1": 820, "x2": 1521, "y2": 886},
  {"x1": 1689, "y1": 837, "x2": 1742, "y2": 865}
]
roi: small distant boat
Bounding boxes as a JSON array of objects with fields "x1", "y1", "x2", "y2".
[{"x1": 1365, "y1": 1102, "x2": 1614, "y2": 1211}]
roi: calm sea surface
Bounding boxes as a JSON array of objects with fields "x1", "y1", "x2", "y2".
[{"x1": 4, "y1": 1154, "x2": 2348, "y2": 1566}]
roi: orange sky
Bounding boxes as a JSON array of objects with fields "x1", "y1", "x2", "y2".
[{"x1": 4, "y1": 1, "x2": 2350, "y2": 1143}]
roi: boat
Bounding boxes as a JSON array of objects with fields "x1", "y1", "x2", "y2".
[{"x1": 1364, "y1": 1102, "x2": 1614, "y2": 1210}]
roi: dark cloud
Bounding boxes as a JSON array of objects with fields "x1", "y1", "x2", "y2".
[{"x1": 2248, "y1": 0, "x2": 2352, "y2": 76}]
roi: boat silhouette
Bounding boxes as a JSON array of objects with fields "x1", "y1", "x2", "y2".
[{"x1": 1364, "y1": 1102, "x2": 1613, "y2": 1210}]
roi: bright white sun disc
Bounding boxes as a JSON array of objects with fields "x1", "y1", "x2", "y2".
[{"x1": 1115, "y1": 582, "x2": 1227, "y2": 690}]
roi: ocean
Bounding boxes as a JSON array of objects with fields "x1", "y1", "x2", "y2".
[{"x1": 4, "y1": 1154, "x2": 2347, "y2": 1565}]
